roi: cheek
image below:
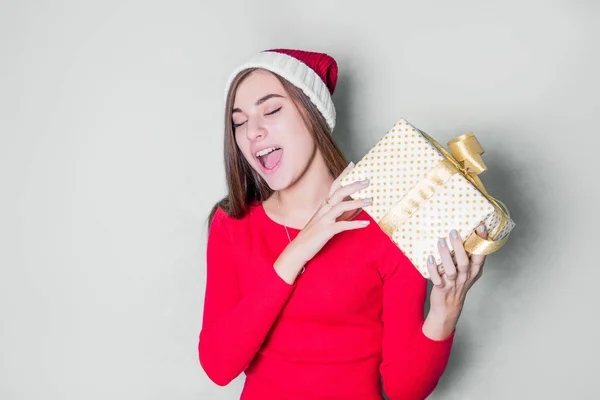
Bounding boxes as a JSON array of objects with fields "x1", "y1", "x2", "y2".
[
  {"x1": 296, "y1": 138, "x2": 314, "y2": 156},
  {"x1": 235, "y1": 134, "x2": 253, "y2": 163},
  {"x1": 293, "y1": 130, "x2": 316, "y2": 157},
  {"x1": 285, "y1": 134, "x2": 315, "y2": 171}
]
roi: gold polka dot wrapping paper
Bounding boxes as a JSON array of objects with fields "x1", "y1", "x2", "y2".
[{"x1": 341, "y1": 118, "x2": 516, "y2": 279}]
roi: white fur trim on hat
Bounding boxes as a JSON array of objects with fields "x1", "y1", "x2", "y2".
[{"x1": 224, "y1": 51, "x2": 336, "y2": 131}]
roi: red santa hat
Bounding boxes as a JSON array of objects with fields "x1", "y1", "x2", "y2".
[{"x1": 224, "y1": 48, "x2": 338, "y2": 131}]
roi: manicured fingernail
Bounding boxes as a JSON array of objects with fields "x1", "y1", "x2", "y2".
[
  {"x1": 360, "y1": 220, "x2": 370, "y2": 225},
  {"x1": 362, "y1": 197, "x2": 373, "y2": 205},
  {"x1": 438, "y1": 237, "x2": 447, "y2": 247},
  {"x1": 450, "y1": 229, "x2": 459, "y2": 239},
  {"x1": 478, "y1": 224, "x2": 486, "y2": 233},
  {"x1": 428, "y1": 255, "x2": 435, "y2": 264},
  {"x1": 359, "y1": 178, "x2": 370, "y2": 185}
]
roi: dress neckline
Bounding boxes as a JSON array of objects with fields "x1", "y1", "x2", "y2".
[
  {"x1": 256, "y1": 201, "x2": 303, "y2": 232},
  {"x1": 255, "y1": 200, "x2": 367, "y2": 232}
]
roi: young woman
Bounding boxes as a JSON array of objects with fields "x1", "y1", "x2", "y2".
[{"x1": 198, "y1": 49, "x2": 488, "y2": 400}]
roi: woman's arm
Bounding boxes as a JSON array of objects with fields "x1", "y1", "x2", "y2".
[
  {"x1": 198, "y1": 208, "x2": 297, "y2": 386},
  {"x1": 379, "y1": 239, "x2": 456, "y2": 400}
]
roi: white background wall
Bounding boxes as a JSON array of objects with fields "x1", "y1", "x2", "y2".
[{"x1": 1, "y1": 0, "x2": 598, "y2": 399}]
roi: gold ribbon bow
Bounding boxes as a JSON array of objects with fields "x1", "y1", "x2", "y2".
[{"x1": 378, "y1": 131, "x2": 512, "y2": 256}]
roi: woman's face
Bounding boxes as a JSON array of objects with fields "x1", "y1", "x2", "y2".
[{"x1": 232, "y1": 69, "x2": 316, "y2": 191}]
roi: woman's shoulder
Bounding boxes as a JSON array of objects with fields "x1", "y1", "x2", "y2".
[
  {"x1": 354, "y1": 210, "x2": 394, "y2": 247},
  {"x1": 336, "y1": 209, "x2": 397, "y2": 257},
  {"x1": 211, "y1": 200, "x2": 263, "y2": 230},
  {"x1": 355, "y1": 210, "x2": 421, "y2": 279}
]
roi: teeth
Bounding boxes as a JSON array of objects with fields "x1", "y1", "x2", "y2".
[{"x1": 255, "y1": 147, "x2": 279, "y2": 157}]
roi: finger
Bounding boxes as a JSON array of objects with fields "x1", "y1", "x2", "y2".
[
  {"x1": 449, "y1": 229, "x2": 470, "y2": 275},
  {"x1": 333, "y1": 219, "x2": 370, "y2": 233},
  {"x1": 313, "y1": 170, "x2": 357, "y2": 219},
  {"x1": 469, "y1": 223, "x2": 488, "y2": 268},
  {"x1": 472, "y1": 264, "x2": 484, "y2": 284},
  {"x1": 329, "y1": 178, "x2": 370, "y2": 205},
  {"x1": 313, "y1": 191, "x2": 355, "y2": 221},
  {"x1": 328, "y1": 197, "x2": 373, "y2": 219},
  {"x1": 471, "y1": 257, "x2": 486, "y2": 281},
  {"x1": 328, "y1": 161, "x2": 355, "y2": 198},
  {"x1": 438, "y1": 237, "x2": 457, "y2": 282},
  {"x1": 427, "y1": 255, "x2": 444, "y2": 288}
]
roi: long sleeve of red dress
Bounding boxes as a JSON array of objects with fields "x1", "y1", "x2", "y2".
[
  {"x1": 198, "y1": 208, "x2": 297, "y2": 386},
  {"x1": 377, "y1": 230, "x2": 456, "y2": 399},
  {"x1": 199, "y1": 204, "x2": 456, "y2": 399}
]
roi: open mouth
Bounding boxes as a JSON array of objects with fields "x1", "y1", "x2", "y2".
[{"x1": 256, "y1": 147, "x2": 283, "y2": 171}]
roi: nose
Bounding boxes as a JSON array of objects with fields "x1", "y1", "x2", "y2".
[{"x1": 245, "y1": 116, "x2": 267, "y2": 142}]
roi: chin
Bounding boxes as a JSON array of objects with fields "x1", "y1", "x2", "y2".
[
  {"x1": 260, "y1": 176, "x2": 289, "y2": 192},
  {"x1": 258, "y1": 168, "x2": 297, "y2": 192}
]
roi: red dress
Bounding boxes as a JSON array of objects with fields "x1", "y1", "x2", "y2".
[{"x1": 199, "y1": 202, "x2": 455, "y2": 399}]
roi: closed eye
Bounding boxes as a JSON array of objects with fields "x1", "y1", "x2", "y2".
[
  {"x1": 233, "y1": 107, "x2": 282, "y2": 129},
  {"x1": 265, "y1": 106, "x2": 282, "y2": 116}
]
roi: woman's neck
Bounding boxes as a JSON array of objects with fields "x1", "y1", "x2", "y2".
[{"x1": 271, "y1": 150, "x2": 334, "y2": 229}]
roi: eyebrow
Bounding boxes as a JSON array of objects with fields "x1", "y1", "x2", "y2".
[{"x1": 232, "y1": 93, "x2": 284, "y2": 114}]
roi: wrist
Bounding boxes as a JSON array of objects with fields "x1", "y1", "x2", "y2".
[
  {"x1": 274, "y1": 243, "x2": 308, "y2": 284},
  {"x1": 423, "y1": 308, "x2": 461, "y2": 341},
  {"x1": 283, "y1": 239, "x2": 310, "y2": 267},
  {"x1": 429, "y1": 303, "x2": 463, "y2": 320}
]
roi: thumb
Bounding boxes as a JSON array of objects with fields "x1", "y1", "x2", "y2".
[
  {"x1": 476, "y1": 223, "x2": 488, "y2": 238},
  {"x1": 469, "y1": 223, "x2": 489, "y2": 266}
]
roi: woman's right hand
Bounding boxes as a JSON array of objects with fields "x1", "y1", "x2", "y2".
[{"x1": 274, "y1": 162, "x2": 372, "y2": 282}]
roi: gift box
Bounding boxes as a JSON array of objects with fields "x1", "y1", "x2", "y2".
[{"x1": 341, "y1": 118, "x2": 515, "y2": 279}]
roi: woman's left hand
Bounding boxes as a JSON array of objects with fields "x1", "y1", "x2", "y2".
[{"x1": 427, "y1": 224, "x2": 488, "y2": 317}]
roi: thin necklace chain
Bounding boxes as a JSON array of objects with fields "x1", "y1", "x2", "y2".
[
  {"x1": 276, "y1": 191, "x2": 292, "y2": 243},
  {"x1": 276, "y1": 191, "x2": 305, "y2": 275}
]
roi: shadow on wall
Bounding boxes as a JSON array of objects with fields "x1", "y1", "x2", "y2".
[
  {"x1": 431, "y1": 143, "x2": 536, "y2": 396},
  {"x1": 330, "y1": 72, "x2": 373, "y2": 163},
  {"x1": 333, "y1": 72, "x2": 535, "y2": 397}
]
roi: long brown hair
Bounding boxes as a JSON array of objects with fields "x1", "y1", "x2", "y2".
[{"x1": 207, "y1": 68, "x2": 348, "y2": 226}]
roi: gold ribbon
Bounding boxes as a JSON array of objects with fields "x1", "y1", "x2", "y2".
[{"x1": 378, "y1": 131, "x2": 512, "y2": 256}]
